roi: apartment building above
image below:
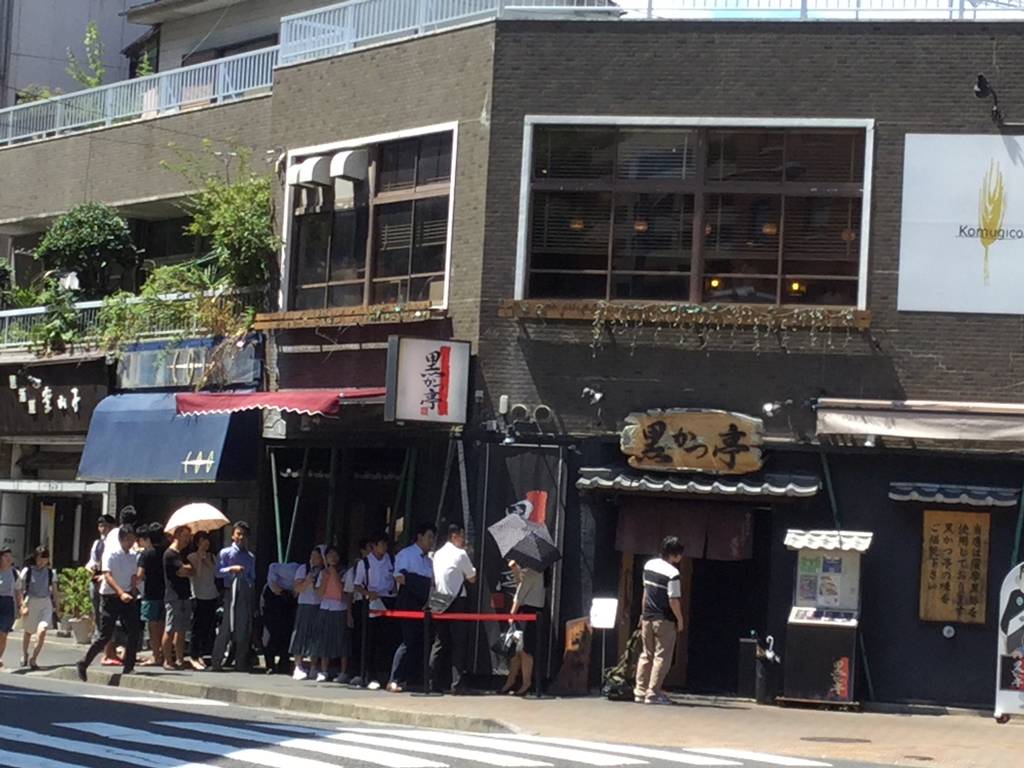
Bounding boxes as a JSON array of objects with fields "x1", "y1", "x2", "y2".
[{"x1": 0, "y1": 0, "x2": 150, "y2": 107}]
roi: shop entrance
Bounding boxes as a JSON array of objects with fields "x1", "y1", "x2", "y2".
[{"x1": 618, "y1": 498, "x2": 771, "y2": 694}]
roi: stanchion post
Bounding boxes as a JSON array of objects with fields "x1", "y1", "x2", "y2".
[
  {"x1": 531, "y1": 609, "x2": 545, "y2": 698},
  {"x1": 360, "y1": 599, "x2": 369, "y2": 685},
  {"x1": 422, "y1": 607, "x2": 433, "y2": 695}
]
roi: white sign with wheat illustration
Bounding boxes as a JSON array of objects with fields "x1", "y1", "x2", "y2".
[{"x1": 898, "y1": 133, "x2": 1024, "y2": 314}]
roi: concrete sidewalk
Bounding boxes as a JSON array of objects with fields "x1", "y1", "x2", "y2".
[{"x1": 3, "y1": 637, "x2": 1013, "y2": 768}]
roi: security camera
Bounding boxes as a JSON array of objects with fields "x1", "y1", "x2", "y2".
[
  {"x1": 581, "y1": 386, "x2": 604, "y2": 406},
  {"x1": 26, "y1": 375, "x2": 42, "y2": 389},
  {"x1": 975, "y1": 73, "x2": 993, "y2": 100},
  {"x1": 762, "y1": 402, "x2": 778, "y2": 417}
]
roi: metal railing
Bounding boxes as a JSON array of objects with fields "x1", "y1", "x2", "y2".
[
  {"x1": 279, "y1": 0, "x2": 1024, "y2": 66},
  {"x1": 0, "y1": 298, "x2": 193, "y2": 351},
  {"x1": 0, "y1": 45, "x2": 278, "y2": 147}
]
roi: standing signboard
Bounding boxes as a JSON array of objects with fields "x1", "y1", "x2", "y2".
[
  {"x1": 781, "y1": 530, "x2": 873, "y2": 706},
  {"x1": 995, "y1": 563, "x2": 1024, "y2": 722}
]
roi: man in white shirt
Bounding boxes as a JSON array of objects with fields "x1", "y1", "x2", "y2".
[
  {"x1": 354, "y1": 534, "x2": 396, "y2": 688},
  {"x1": 84, "y1": 513, "x2": 116, "y2": 662},
  {"x1": 429, "y1": 523, "x2": 477, "y2": 694},
  {"x1": 77, "y1": 524, "x2": 142, "y2": 681}
]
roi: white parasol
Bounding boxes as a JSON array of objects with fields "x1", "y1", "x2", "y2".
[{"x1": 165, "y1": 502, "x2": 229, "y2": 534}]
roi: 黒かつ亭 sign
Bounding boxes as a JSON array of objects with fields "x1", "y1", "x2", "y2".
[
  {"x1": 385, "y1": 337, "x2": 470, "y2": 425},
  {"x1": 620, "y1": 409, "x2": 764, "y2": 474}
]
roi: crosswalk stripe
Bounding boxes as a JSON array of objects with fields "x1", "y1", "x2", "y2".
[
  {"x1": 156, "y1": 720, "x2": 447, "y2": 768},
  {"x1": 496, "y1": 735, "x2": 742, "y2": 766},
  {"x1": 0, "y1": 747, "x2": 92, "y2": 768},
  {"x1": 0, "y1": 724, "x2": 207, "y2": 768},
  {"x1": 684, "y1": 749, "x2": 831, "y2": 767},
  {"x1": 243, "y1": 722, "x2": 553, "y2": 767},
  {"x1": 344, "y1": 728, "x2": 647, "y2": 767},
  {"x1": 62, "y1": 722, "x2": 350, "y2": 768},
  {"x1": 0, "y1": 690, "x2": 227, "y2": 706}
]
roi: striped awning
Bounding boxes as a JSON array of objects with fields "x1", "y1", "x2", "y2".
[
  {"x1": 785, "y1": 529, "x2": 874, "y2": 552},
  {"x1": 577, "y1": 467, "x2": 820, "y2": 498},
  {"x1": 888, "y1": 482, "x2": 1020, "y2": 508}
]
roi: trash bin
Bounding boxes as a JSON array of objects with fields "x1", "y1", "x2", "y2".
[{"x1": 737, "y1": 636, "x2": 759, "y2": 699}]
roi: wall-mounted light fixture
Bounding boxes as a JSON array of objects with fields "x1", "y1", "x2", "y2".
[{"x1": 974, "y1": 73, "x2": 1024, "y2": 128}]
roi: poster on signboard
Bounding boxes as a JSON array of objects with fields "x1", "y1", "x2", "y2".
[{"x1": 898, "y1": 133, "x2": 1024, "y2": 314}]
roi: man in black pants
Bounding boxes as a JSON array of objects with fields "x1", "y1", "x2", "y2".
[
  {"x1": 429, "y1": 524, "x2": 477, "y2": 694},
  {"x1": 388, "y1": 523, "x2": 436, "y2": 692},
  {"x1": 77, "y1": 525, "x2": 141, "y2": 681}
]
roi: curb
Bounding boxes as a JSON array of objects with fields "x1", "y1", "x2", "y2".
[{"x1": 46, "y1": 667, "x2": 515, "y2": 733}]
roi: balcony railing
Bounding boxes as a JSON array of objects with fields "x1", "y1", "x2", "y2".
[
  {"x1": 0, "y1": 299, "x2": 194, "y2": 352},
  {"x1": 279, "y1": 0, "x2": 1024, "y2": 67},
  {"x1": 0, "y1": 45, "x2": 278, "y2": 147}
]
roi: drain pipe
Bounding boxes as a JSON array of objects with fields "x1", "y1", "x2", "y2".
[
  {"x1": 819, "y1": 446, "x2": 876, "y2": 703},
  {"x1": 1012, "y1": 475, "x2": 1024, "y2": 567}
]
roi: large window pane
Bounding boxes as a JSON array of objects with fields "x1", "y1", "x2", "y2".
[
  {"x1": 411, "y1": 197, "x2": 449, "y2": 275},
  {"x1": 378, "y1": 139, "x2": 417, "y2": 193},
  {"x1": 293, "y1": 286, "x2": 326, "y2": 310},
  {"x1": 616, "y1": 130, "x2": 696, "y2": 181},
  {"x1": 533, "y1": 127, "x2": 616, "y2": 180},
  {"x1": 374, "y1": 202, "x2": 413, "y2": 279},
  {"x1": 780, "y1": 277, "x2": 857, "y2": 306},
  {"x1": 704, "y1": 194, "x2": 782, "y2": 276},
  {"x1": 530, "y1": 191, "x2": 611, "y2": 271},
  {"x1": 782, "y1": 197, "x2": 861, "y2": 278},
  {"x1": 418, "y1": 133, "x2": 453, "y2": 186},
  {"x1": 613, "y1": 193, "x2": 692, "y2": 273},
  {"x1": 293, "y1": 213, "x2": 331, "y2": 287},
  {"x1": 329, "y1": 208, "x2": 367, "y2": 283},
  {"x1": 707, "y1": 130, "x2": 785, "y2": 182},
  {"x1": 785, "y1": 132, "x2": 864, "y2": 183},
  {"x1": 327, "y1": 284, "x2": 364, "y2": 308}
]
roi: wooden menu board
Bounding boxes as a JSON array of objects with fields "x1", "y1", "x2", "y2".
[{"x1": 919, "y1": 509, "x2": 990, "y2": 624}]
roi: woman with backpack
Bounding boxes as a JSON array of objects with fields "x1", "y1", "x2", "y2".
[{"x1": 19, "y1": 546, "x2": 58, "y2": 670}]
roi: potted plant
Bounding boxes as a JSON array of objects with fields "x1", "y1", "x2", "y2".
[{"x1": 57, "y1": 567, "x2": 95, "y2": 644}]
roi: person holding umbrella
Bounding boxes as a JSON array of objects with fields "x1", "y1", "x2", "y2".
[
  {"x1": 162, "y1": 525, "x2": 194, "y2": 670},
  {"x1": 500, "y1": 559, "x2": 545, "y2": 696}
]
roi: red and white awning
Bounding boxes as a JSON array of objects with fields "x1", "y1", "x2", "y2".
[{"x1": 175, "y1": 388, "x2": 386, "y2": 417}]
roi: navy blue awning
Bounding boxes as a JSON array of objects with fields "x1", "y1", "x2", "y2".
[
  {"x1": 888, "y1": 482, "x2": 1020, "y2": 508},
  {"x1": 78, "y1": 393, "x2": 259, "y2": 483}
]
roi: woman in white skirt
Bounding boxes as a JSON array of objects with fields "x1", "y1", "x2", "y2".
[
  {"x1": 310, "y1": 546, "x2": 347, "y2": 683},
  {"x1": 290, "y1": 546, "x2": 324, "y2": 680},
  {"x1": 19, "y1": 546, "x2": 57, "y2": 670}
]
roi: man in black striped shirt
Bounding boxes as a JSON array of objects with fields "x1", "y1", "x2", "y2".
[{"x1": 634, "y1": 535, "x2": 685, "y2": 705}]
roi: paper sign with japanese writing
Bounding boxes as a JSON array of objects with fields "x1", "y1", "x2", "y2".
[
  {"x1": 919, "y1": 509, "x2": 990, "y2": 625},
  {"x1": 620, "y1": 409, "x2": 764, "y2": 474}
]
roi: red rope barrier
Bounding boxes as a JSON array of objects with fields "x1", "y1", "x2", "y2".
[{"x1": 370, "y1": 609, "x2": 537, "y2": 622}]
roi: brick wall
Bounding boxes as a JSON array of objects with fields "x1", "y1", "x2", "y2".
[
  {"x1": 477, "y1": 20, "x2": 1024, "y2": 434},
  {"x1": 0, "y1": 96, "x2": 274, "y2": 223}
]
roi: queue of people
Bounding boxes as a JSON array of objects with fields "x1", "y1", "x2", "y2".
[
  {"x1": 2, "y1": 504, "x2": 547, "y2": 697},
  {"x1": 74, "y1": 507, "x2": 260, "y2": 681}
]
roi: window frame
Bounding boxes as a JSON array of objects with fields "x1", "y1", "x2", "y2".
[
  {"x1": 281, "y1": 122, "x2": 459, "y2": 313},
  {"x1": 516, "y1": 116, "x2": 874, "y2": 310}
]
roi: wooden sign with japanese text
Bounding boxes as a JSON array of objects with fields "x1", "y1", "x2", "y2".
[
  {"x1": 919, "y1": 509, "x2": 990, "y2": 625},
  {"x1": 620, "y1": 409, "x2": 764, "y2": 474}
]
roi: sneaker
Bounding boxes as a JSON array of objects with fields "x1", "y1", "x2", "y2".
[
  {"x1": 315, "y1": 673, "x2": 328, "y2": 683},
  {"x1": 349, "y1": 676, "x2": 364, "y2": 687},
  {"x1": 292, "y1": 667, "x2": 308, "y2": 681},
  {"x1": 335, "y1": 672, "x2": 352, "y2": 685},
  {"x1": 387, "y1": 682, "x2": 403, "y2": 693},
  {"x1": 645, "y1": 692, "x2": 673, "y2": 706},
  {"x1": 75, "y1": 661, "x2": 88, "y2": 682},
  {"x1": 367, "y1": 680, "x2": 381, "y2": 691},
  {"x1": 634, "y1": 695, "x2": 644, "y2": 703}
]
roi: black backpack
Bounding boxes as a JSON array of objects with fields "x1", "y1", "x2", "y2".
[
  {"x1": 602, "y1": 628, "x2": 644, "y2": 701},
  {"x1": 22, "y1": 566, "x2": 53, "y2": 591}
]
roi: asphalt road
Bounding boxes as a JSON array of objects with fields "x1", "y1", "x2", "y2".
[{"x1": 0, "y1": 675, "x2": 896, "y2": 768}]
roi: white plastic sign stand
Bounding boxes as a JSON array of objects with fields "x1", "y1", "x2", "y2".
[
  {"x1": 590, "y1": 598, "x2": 619, "y2": 682},
  {"x1": 995, "y1": 563, "x2": 1024, "y2": 723}
]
